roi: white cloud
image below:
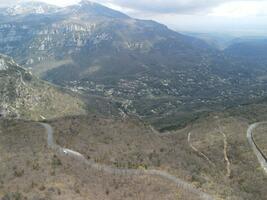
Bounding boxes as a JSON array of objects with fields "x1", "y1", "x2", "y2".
[
  {"x1": 2, "y1": 0, "x2": 267, "y2": 16},
  {"x1": 210, "y1": 1, "x2": 267, "y2": 17},
  {"x1": 94, "y1": 0, "x2": 267, "y2": 15},
  {"x1": 0, "y1": 0, "x2": 19, "y2": 7}
]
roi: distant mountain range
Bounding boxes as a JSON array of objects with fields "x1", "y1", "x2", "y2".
[
  {"x1": 0, "y1": 54, "x2": 85, "y2": 120},
  {"x1": 225, "y1": 38, "x2": 267, "y2": 63},
  {"x1": 0, "y1": 1, "x2": 267, "y2": 129},
  {"x1": 183, "y1": 32, "x2": 236, "y2": 50}
]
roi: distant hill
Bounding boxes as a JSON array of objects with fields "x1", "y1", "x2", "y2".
[
  {"x1": 224, "y1": 38, "x2": 267, "y2": 62},
  {"x1": 183, "y1": 32, "x2": 236, "y2": 50},
  {"x1": 0, "y1": 54, "x2": 85, "y2": 120}
]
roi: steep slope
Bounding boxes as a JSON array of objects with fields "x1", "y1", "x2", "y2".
[
  {"x1": 53, "y1": 20, "x2": 214, "y2": 80},
  {"x1": 0, "y1": 54, "x2": 85, "y2": 120},
  {"x1": 0, "y1": 0, "x2": 131, "y2": 75},
  {"x1": 0, "y1": 1, "x2": 267, "y2": 129},
  {"x1": 0, "y1": 0, "x2": 214, "y2": 78}
]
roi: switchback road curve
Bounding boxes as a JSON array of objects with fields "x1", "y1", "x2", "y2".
[
  {"x1": 247, "y1": 122, "x2": 267, "y2": 174},
  {"x1": 39, "y1": 122, "x2": 214, "y2": 200}
]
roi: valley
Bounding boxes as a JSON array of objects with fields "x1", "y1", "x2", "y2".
[
  {"x1": 0, "y1": 1, "x2": 267, "y2": 200},
  {"x1": 1, "y1": 1, "x2": 267, "y2": 130}
]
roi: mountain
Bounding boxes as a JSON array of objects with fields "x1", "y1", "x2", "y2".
[
  {"x1": 0, "y1": 0, "x2": 213, "y2": 76},
  {"x1": 65, "y1": 0, "x2": 130, "y2": 19},
  {"x1": 3, "y1": 2, "x2": 59, "y2": 16},
  {"x1": 225, "y1": 38, "x2": 267, "y2": 63},
  {"x1": 0, "y1": 54, "x2": 85, "y2": 120},
  {"x1": 223, "y1": 38, "x2": 267, "y2": 87},
  {"x1": 0, "y1": 1, "x2": 267, "y2": 129},
  {"x1": 1, "y1": 3, "x2": 267, "y2": 199},
  {"x1": 183, "y1": 32, "x2": 236, "y2": 50}
]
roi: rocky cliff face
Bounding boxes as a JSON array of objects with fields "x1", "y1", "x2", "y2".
[
  {"x1": 0, "y1": 54, "x2": 85, "y2": 120},
  {"x1": 0, "y1": 1, "x2": 130, "y2": 75}
]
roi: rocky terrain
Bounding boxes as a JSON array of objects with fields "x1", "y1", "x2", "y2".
[
  {"x1": 48, "y1": 113, "x2": 267, "y2": 200},
  {"x1": 0, "y1": 1, "x2": 267, "y2": 200},
  {"x1": 2, "y1": 1, "x2": 267, "y2": 129},
  {"x1": 0, "y1": 119, "x2": 207, "y2": 200},
  {"x1": 0, "y1": 54, "x2": 85, "y2": 120},
  {"x1": 1, "y1": 106, "x2": 267, "y2": 200}
]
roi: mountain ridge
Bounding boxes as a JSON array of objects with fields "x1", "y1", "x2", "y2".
[
  {"x1": 1, "y1": 1, "x2": 267, "y2": 129},
  {"x1": 0, "y1": 54, "x2": 86, "y2": 120}
]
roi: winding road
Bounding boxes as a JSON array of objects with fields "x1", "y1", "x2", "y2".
[
  {"x1": 247, "y1": 122, "x2": 267, "y2": 173},
  {"x1": 39, "y1": 122, "x2": 214, "y2": 200}
]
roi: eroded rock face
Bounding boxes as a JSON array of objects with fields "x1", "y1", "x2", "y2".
[
  {"x1": 0, "y1": 59, "x2": 8, "y2": 71},
  {"x1": 0, "y1": 21, "x2": 98, "y2": 70},
  {"x1": 0, "y1": 1, "x2": 128, "y2": 70},
  {"x1": 0, "y1": 1, "x2": 213, "y2": 79},
  {"x1": 0, "y1": 55, "x2": 30, "y2": 118}
]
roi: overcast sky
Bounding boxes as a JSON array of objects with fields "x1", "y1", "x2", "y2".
[{"x1": 1, "y1": 0, "x2": 267, "y2": 36}]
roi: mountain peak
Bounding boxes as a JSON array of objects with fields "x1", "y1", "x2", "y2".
[
  {"x1": 67, "y1": 0, "x2": 129, "y2": 19},
  {"x1": 79, "y1": 0, "x2": 96, "y2": 6}
]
